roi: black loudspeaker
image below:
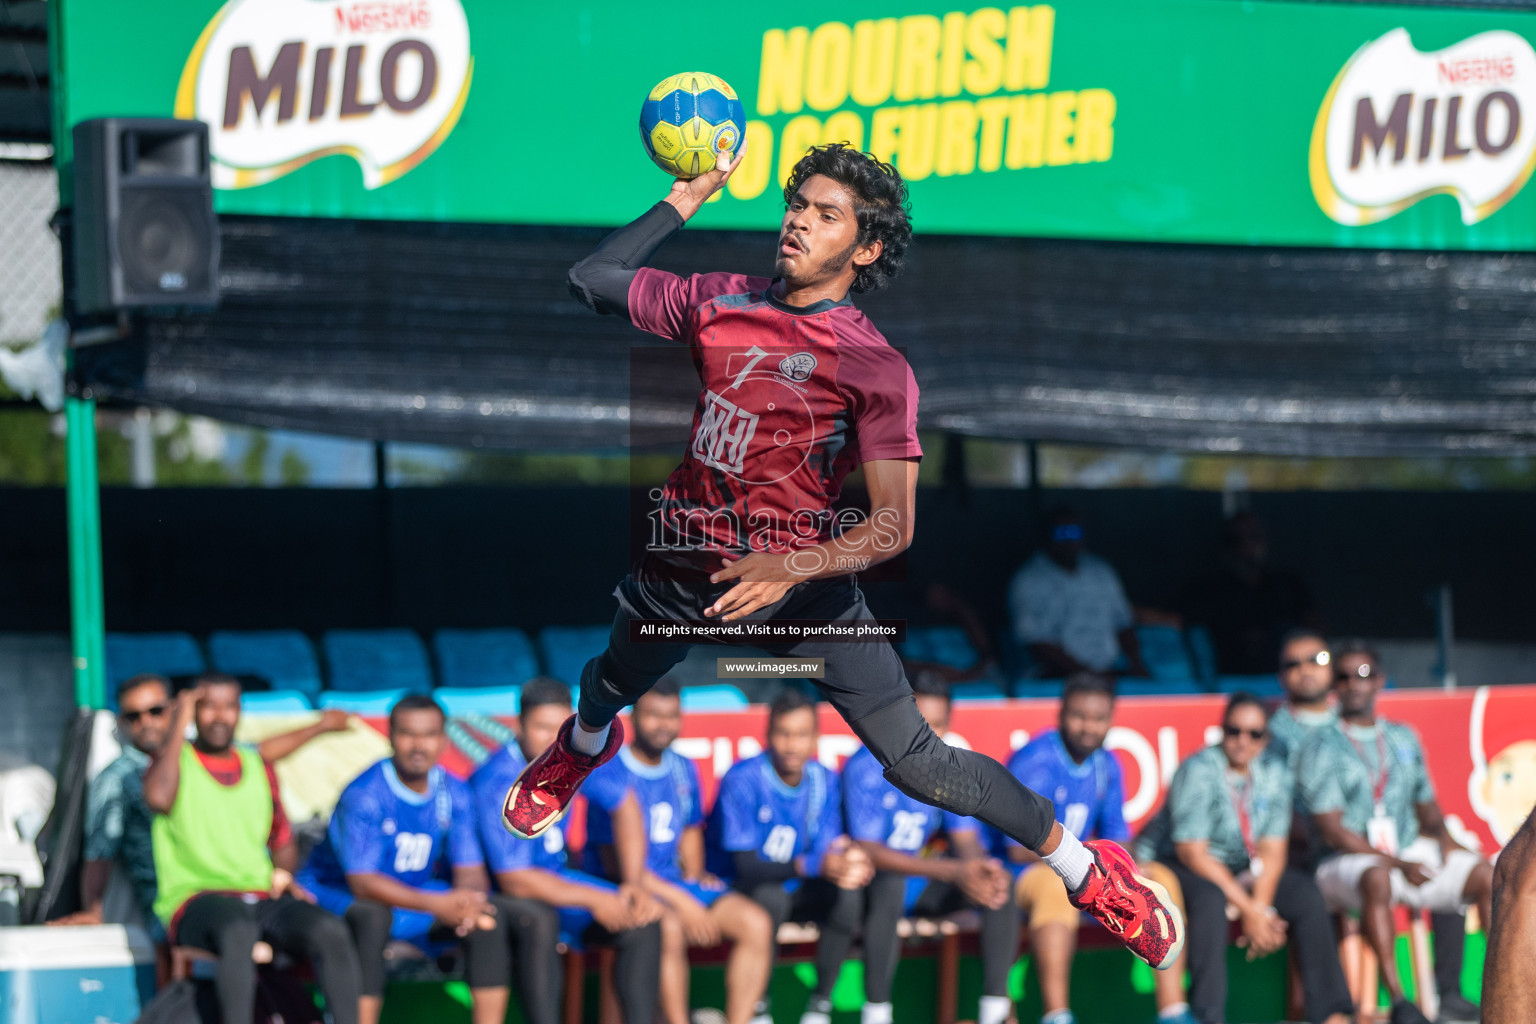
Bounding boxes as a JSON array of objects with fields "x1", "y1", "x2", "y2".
[{"x1": 71, "y1": 118, "x2": 220, "y2": 314}]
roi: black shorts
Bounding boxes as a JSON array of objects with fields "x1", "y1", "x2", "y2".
[{"x1": 587, "y1": 551, "x2": 911, "y2": 724}]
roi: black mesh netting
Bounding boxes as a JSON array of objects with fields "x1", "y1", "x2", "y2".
[{"x1": 75, "y1": 215, "x2": 1536, "y2": 456}]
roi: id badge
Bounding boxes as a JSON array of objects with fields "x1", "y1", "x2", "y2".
[
  {"x1": 1366, "y1": 813, "x2": 1399, "y2": 855},
  {"x1": 1249, "y1": 856, "x2": 1265, "y2": 879}
]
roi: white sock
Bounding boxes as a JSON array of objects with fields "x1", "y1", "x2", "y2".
[
  {"x1": 1041, "y1": 829, "x2": 1092, "y2": 892},
  {"x1": 979, "y1": 995, "x2": 1012, "y2": 1024},
  {"x1": 1041, "y1": 1010, "x2": 1074, "y2": 1024},
  {"x1": 862, "y1": 1002, "x2": 893, "y2": 1024},
  {"x1": 568, "y1": 718, "x2": 610, "y2": 756},
  {"x1": 749, "y1": 1017, "x2": 773, "y2": 1024},
  {"x1": 1157, "y1": 1003, "x2": 1190, "y2": 1021},
  {"x1": 799, "y1": 1012, "x2": 831, "y2": 1024}
]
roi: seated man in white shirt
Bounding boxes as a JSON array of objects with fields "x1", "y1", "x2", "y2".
[{"x1": 1008, "y1": 507, "x2": 1148, "y2": 678}]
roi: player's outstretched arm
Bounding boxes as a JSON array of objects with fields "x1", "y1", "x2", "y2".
[{"x1": 566, "y1": 144, "x2": 747, "y2": 319}]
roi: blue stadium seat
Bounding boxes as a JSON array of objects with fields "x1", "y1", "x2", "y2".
[
  {"x1": 319, "y1": 688, "x2": 410, "y2": 715},
  {"x1": 1114, "y1": 679, "x2": 1192, "y2": 697},
  {"x1": 208, "y1": 630, "x2": 322, "y2": 703},
  {"x1": 433, "y1": 629, "x2": 540, "y2": 689},
  {"x1": 899, "y1": 626, "x2": 979, "y2": 669},
  {"x1": 1217, "y1": 675, "x2": 1284, "y2": 697},
  {"x1": 436, "y1": 685, "x2": 523, "y2": 717},
  {"x1": 1186, "y1": 625, "x2": 1219, "y2": 685},
  {"x1": 537, "y1": 626, "x2": 611, "y2": 688},
  {"x1": 1011, "y1": 680, "x2": 1064, "y2": 700},
  {"x1": 679, "y1": 684, "x2": 749, "y2": 711},
  {"x1": 950, "y1": 680, "x2": 1007, "y2": 702},
  {"x1": 322, "y1": 629, "x2": 433, "y2": 693},
  {"x1": 1135, "y1": 625, "x2": 1199, "y2": 686},
  {"x1": 104, "y1": 632, "x2": 205, "y2": 703},
  {"x1": 239, "y1": 689, "x2": 316, "y2": 714}
]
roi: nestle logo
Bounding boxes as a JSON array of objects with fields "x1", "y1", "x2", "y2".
[{"x1": 1437, "y1": 55, "x2": 1517, "y2": 86}]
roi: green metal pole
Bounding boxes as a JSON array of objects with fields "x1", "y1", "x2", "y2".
[{"x1": 65, "y1": 368, "x2": 107, "y2": 710}]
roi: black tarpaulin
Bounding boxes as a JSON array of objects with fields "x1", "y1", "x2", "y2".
[{"x1": 75, "y1": 215, "x2": 1536, "y2": 456}]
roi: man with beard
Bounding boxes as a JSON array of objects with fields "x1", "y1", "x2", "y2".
[
  {"x1": 470, "y1": 677, "x2": 664, "y2": 1024},
  {"x1": 705, "y1": 689, "x2": 871, "y2": 1024},
  {"x1": 52, "y1": 674, "x2": 349, "y2": 933},
  {"x1": 1000, "y1": 673, "x2": 1139, "y2": 1024},
  {"x1": 1267, "y1": 630, "x2": 1336, "y2": 772},
  {"x1": 504, "y1": 141, "x2": 1183, "y2": 978},
  {"x1": 581, "y1": 677, "x2": 774, "y2": 1024},
  {"x1": 847, "y1": 674, "x2": 1018, "y2": 1024},
  {"x1": 1332, "y1": 643, "x2": 1482, "y2": 1024},
  {"x1": 141, "y1": 673, "x2": 362, "y2": 1024},
  {"x1": 300, "y1": 695, "x2": 549, "y2": 1024},
  {"x1": 1298, "y1": 650, "x2": 1495, "y2": 1024}
]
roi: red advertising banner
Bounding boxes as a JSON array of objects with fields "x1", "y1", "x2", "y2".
[{"x1": 240, "y1": 686, "x2": 1536, "y2": 857}]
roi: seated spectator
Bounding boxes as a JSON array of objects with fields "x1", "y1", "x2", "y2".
[
  {"x1": 52, "y1": 674, "x2": 349, "y2": 934},
  {"x1": 848, "y1": 675, "x2": 1018, "y2": 1024},
  {"x1": 1298, "y1": 651, "x2": 1495, "y2": 1024},
  {"x1": 1184, "y1": 513, "x2": 1317, "y2": 676},
  {"x1": 299, "y1": 695, "x2": 544, "y2": 1024},
  {"x1": 141, "y1": 674, "x2": 362, "y2": 1024},
  {"x1": 1135, "y1": 693, "x2": 1351, "y2": 1024},
  {"x1": 582, "y1": 678, "x2": 774, "y2": 1024},
  {"x1": 705, "y1": 690, "x2": 872, "y2": 1024},
  {"x1": 1008, "y1": 507, "x2": 1149, "y2": 678},
  {"x1": 1267, "y1": 630, "x2": 1336, "y2": 772},
  {"x1": 1485, "y1": 807, "x2": 1535, "y2": 1024},
  {"x1": 1337, "y1": 644, "x2": 1482, "y2": 1023},
  {"x1": 1000, "y1": 673, "x2": 1179, "y2": 1024},
  {"x1": 469, "y1": 677, "x2": 662, "y2": 1024},
  {"x1": 53, "y1": 674, "x2": 172, "y2": 934}
]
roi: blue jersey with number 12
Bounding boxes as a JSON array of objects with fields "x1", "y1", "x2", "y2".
[{"x1": 583, "y1": 746, "x2": 704, "y2": 883}]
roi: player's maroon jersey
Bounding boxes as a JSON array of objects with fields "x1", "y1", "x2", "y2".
[{"x1": 628, "y1": 268, "x2": 922, "y2": 562}]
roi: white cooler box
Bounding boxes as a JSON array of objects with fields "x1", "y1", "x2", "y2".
[{"x1": 0, "y1": 924, "x2": 156, "y2": 1024}]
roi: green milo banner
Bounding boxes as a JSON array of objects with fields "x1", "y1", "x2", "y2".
[{"x1": 54, "y1": 0, "x2": 1536, "y2": 248}]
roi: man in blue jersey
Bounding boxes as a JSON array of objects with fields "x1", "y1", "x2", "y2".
[
  {"x1": 1004, "y1": 674, "x2": 1131, "y2": 1024},
  {"x1": 469, "y1": 677, "x2": 663, "y2": 1024},
  {"x1": 583, "y1": 678, "x2": 775, "y2": 1024},
  {"x1": 300, "y1": 695, "x2": 543, "y2": 1024},
  {"x1": 706, "y1": 689, "x2": 873, "y2": 1024},
  {"x1": 847, "y1": 675, "x2": 1018, "y2": 1024}
]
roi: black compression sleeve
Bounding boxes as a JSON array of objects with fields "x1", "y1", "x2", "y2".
[
  {"x1": 732, "y1": 848, "x2": 801, "y2": 887},
  {"x1": 567, "y1": 201, "x2": 686, "y2": 318}
]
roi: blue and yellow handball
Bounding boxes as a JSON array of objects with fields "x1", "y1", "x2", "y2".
[{"x1": 639, "y1": 72, "x2": 746, "y2": 179}]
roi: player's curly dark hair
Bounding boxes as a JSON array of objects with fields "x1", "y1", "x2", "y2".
[{"x1": 782, "y1": 142, "x2": 911, "y2": 294}]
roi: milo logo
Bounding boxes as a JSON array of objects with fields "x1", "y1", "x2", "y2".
[
  {"x1": 175, "y1": 0, "x2": 474, "y2": 190},
  {"x1": 1310, "y1": 28, "x2": 1536, "y2": 226}
]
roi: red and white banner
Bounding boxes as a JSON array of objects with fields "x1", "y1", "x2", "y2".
[{"x1": 241, "y1": 686, "x2": 1536, "y2": 856}]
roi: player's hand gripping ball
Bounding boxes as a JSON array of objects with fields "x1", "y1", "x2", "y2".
[{"x1": 639, "y1": 72, "x2": 746, "y2": 179}]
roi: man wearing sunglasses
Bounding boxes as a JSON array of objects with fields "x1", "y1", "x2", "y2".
[
  {"x1": 1136, "y1": 693, "x2": 1351, "y2": 1024},
  {"x1": 50, "y1": 674, "x2": 177, "y2": 934},
  {"x1": 1298, "y1": 645, "x2": 1495, "y2": 1024},
  {"x1": 51, "y1": 674, "x2": 351, "y2": 935},
  {"x1": 1267, "y1": 630, "x2": 1337, "y2": 772}
]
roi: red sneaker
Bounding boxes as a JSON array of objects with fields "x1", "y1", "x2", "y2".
[
  {"x1": 1068, "y1": 839, "x2": 1185, "y2": 970},
  {"x1": 501, "y1": 714, "x2": 624, "y2": 839}
]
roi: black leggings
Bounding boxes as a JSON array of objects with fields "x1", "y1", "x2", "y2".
[
  {"x1": 176, "y1": 892, "x2": 362, "y2": 1024},
  {"x1": 1167, "y1": 863, "x2": 1353, "y2": 1024},
  {"x1": 342, "y1": 894, "x2": 558, "y2": 1001},
  {"x1": 582, "y1": 918, "x2": 664, "y2": 1024},
  {"x1": 580, "y1": 570, "x2": 1057, "y2": 852},
  {"x1": 863, "y1": 873, "x2": 1020, "y2": 1003},
  {"x1": 744, "y1": 879, "x2": 862, "y2": 1002}
]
